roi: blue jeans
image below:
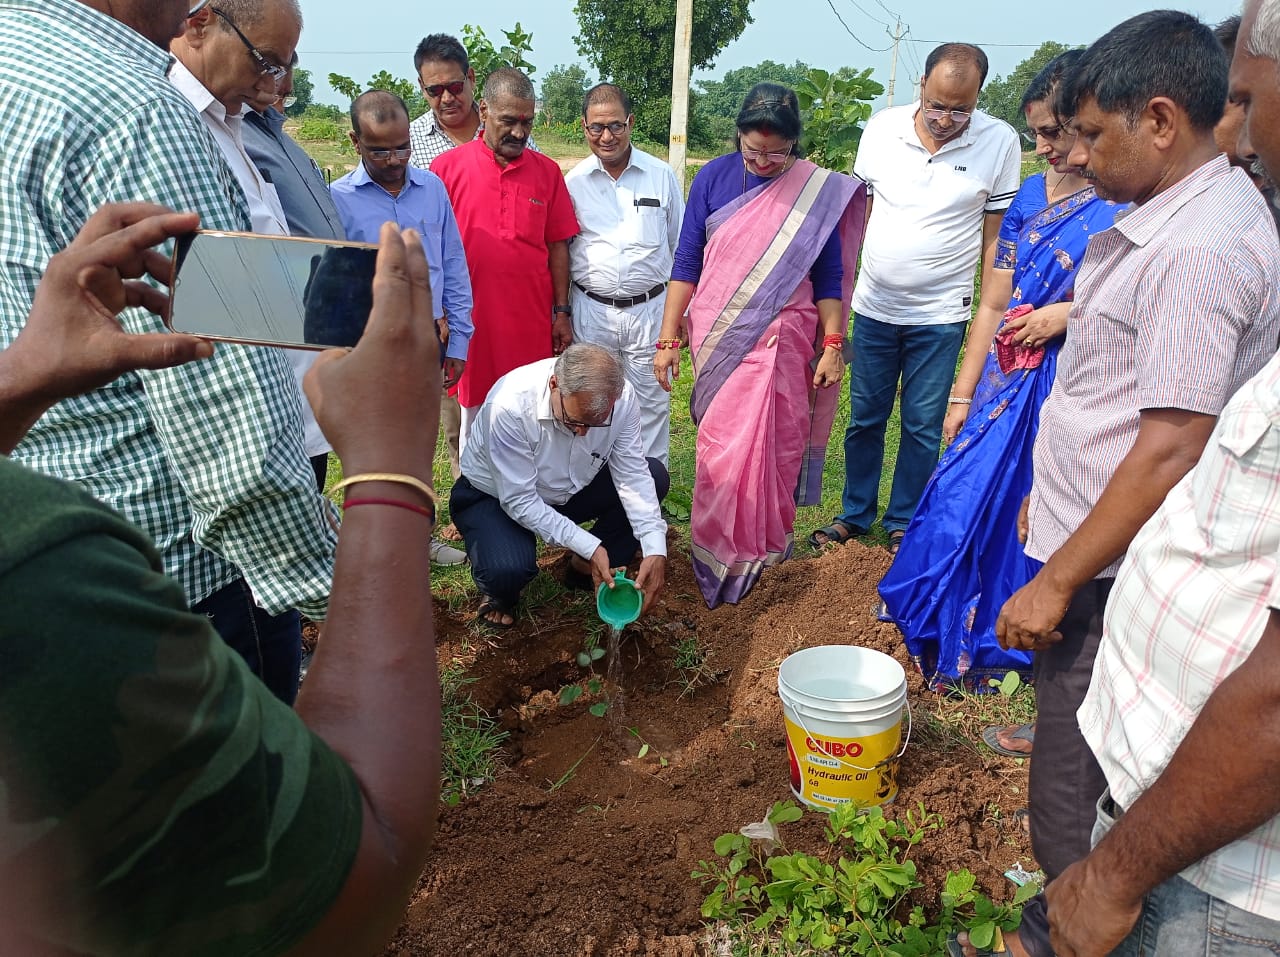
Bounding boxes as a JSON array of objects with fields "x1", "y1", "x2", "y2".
[
  {"x1": 192, "y1": 577, "x2": 302, "y2": 705},
  {"x1": 840, "y1": 313, "x2": 967, "y2": 533}
]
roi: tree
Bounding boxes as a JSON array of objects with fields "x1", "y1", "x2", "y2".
[
  {"x1": 796, "y1": 67, "x2": 883, "y2": 173},
  {"x1": 977, "y1": 41, "x2": 1074, "y2": 130},
  {"x1": 540, "y1": 64, "x2": 592, "y2": 127},
  {"x1": 327, "y1": 70, "x2": 428, "y2": 120},
  {"x1": 573, "y1": 0, "x2": 752, "y2": 141},
  {"x1": 462, "y1": 22, "x2": 537, "y2": 93},
  {"x1": 694, "y1": 59, "x2": 811, "y2": 145},
  {"x1": 286, "y1": 66, "x2": 313, "y2": 116}
]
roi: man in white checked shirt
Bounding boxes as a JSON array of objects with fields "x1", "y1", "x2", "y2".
[
  {"x1": 565, "y1": 83, "x2": 684, "y2": 465},
  {"x1": 957, "y1": 11, "x2": 1280, "y2": 957},
  {"x1": 1036, "y1": 3, "x2": 1280, "y2": 954}
]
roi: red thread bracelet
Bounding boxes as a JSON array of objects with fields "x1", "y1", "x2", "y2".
[
  {"x1": 343, "y1": 496, "x2": 435, "y2": 522},
  {"x1": 821, "y1": 334, "x2": 845, "y2": 350}
]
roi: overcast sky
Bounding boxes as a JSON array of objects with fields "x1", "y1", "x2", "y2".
[{"x1": 298, "y1": 0, "x2": 1244, "y2": 108}]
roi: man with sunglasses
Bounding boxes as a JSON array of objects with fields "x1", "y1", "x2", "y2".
[
  {"x1": 817, "y1": 42, "x2": 1020, "y2": 557},
  {"x1": 0, "y1": 0, "x2": 336, "y2": 704},
  {"x1": 407, "y1": 34, "x2": 540, "y2": 497},
  {"x1": 450, "y1": 343, "x2": 668, "y2": 630}
]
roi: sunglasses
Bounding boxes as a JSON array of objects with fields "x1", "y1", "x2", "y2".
[{"x1": 423, "y1": 80, "x2": 466, "y2": 99}]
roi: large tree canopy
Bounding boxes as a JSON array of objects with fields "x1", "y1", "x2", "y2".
[
  {"x1": 977, "y1": 41, "x2": 1073, "y2": 130},
  {"x1": 574, "y1": 0, "x2": 753, "y2": 139}
]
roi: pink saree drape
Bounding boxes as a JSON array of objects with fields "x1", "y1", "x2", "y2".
[{"x1": 688, "y1": 159, "x2": 866, "y2": 608}]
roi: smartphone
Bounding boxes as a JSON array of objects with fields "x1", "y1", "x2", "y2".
[{"x1": 168, "y1": 230, "x2": 380, "y2": 349}]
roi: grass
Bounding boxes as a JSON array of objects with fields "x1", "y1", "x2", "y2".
[
  {"x1": 914, "y1": 672, "x2": 1038, "y2": 756},
  {"x1": 439, "y1": 662, "x2": 508, "y2": 805}
]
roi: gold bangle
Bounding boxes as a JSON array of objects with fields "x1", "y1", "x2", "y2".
[{"x1": 331, "y1": 472, "x2": 438, "y2": 510}]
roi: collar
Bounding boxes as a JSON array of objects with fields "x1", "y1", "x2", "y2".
[
  {"x1": 588, "y1": 146, "x2": 637, "y2": 178},
  {"x1": 26, "y1": 0, "x2": 173, "y2": 76},
  {"x1": 1112, "y1": 153, "x2": 1230, "y2": 248},
  {"x1": 169, "y1": 58, "x2": 246, "y2": 124},
  {"x1": 537, "y1": 376, "x2": 557, "y2": 424},
  {"x1": 348, "y1": 160, "x2": 426, "y2": 194},
  {"x1": 420, "y1": 103, "x2": 482, "y2": 138}
]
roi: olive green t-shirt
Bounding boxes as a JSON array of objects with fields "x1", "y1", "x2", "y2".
[{"x1": 0, "y1": 457, "x2": 361, "y2": 955}]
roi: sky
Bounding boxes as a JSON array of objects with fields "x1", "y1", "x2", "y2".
[{"x1": 299, "y1": 0, "x2": 1244, "y2": 109}]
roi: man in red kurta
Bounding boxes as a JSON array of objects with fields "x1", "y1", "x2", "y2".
[{"x1": 432, "y1": 67, "x2": 579, "y2": 441}]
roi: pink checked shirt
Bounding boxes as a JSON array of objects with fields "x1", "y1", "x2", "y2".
[
  {"x1": 1080, "y1": 351, "x2": 1280, "y2": 919},
  {"x1": 1026, "y1": 155, "x2": 1280, "y2": 575}
]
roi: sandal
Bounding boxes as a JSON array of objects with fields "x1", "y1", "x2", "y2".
[
  {"x1": 474, "y1": 596, "x2": 516, "y2": 632},
  {"x1": 807, "y1": 520, "x2": 860, "y2": 549},
  {"x1": 981, "y1": 722, "x2": 1035, "y2": 757},
  {"x1": 887, "y1": 529, "x2": 905, "y2": 556}
]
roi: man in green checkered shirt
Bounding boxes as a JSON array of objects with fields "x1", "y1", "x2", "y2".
[{"x1": 0, "y1": 0, "x2": 337, "y2": 702}]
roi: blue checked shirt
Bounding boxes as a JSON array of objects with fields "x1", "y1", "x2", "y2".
[{"x1": 0, "y1": 0, "x2": 337, "y2": 617}]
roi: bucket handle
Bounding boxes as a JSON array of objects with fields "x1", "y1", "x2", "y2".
[{"x1": 790, "y1": 698, "x2": 912, "y2": 774}]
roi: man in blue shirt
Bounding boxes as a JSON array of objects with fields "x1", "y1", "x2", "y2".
[{"x1": 331, "y1": 90, "x2": 474, "y2": 566}]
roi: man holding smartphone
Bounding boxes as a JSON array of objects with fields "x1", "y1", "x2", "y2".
[{"x1": 331, "y1": 89, "x2": 475, "y2": 566}]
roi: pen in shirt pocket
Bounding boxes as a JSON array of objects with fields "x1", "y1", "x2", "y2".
[{"x1": 634, "y1": 197, "x2": 661, "y2": 207}]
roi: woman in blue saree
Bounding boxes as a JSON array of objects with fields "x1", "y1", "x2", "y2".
[{"x1": 878, "y1": 51, "x2": 1123, "y2": 693}]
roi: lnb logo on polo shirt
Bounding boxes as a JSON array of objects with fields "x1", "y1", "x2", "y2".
[{"x1": 953, "y1": 165, "x2": 968, "y2": 171}]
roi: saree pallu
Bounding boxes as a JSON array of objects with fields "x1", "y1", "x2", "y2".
[
  {"x1": 878, "y1": 184, "x2": 1119, "y2": 691},
  {"x1": 688, "y1": 160, "x2": 866, "y2": 608}
]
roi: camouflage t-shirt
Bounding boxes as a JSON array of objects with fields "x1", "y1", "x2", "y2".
[{"x1": 0, "y1": 456, "x2": 361, "y2": 955}]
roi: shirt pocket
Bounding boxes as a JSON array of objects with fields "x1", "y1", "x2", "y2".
[
  {"x1": 625, "y1": 203, "x2": 666, "y2": 249},
  {"x1": 1199, "y1": 382, "x2": 1280, "y2": 556},
  {"x1": 514, "y1": 185, "x2": 549, "y2": 241}
]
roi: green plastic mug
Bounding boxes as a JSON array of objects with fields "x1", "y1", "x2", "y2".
[{"x1": 596, "y1": 570, "x2": 642, "y2": 628}]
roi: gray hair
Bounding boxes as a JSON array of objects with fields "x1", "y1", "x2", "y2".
[
  {"x1": 212, "y1": 0, "x2": 302, "y2": 32},
  {"x1": 482, "y1": 67, "x2": 535, "y2": 103},
  {"x1": 1247, "y1": 0, "x2": 1280, "y2": 61},
  {"x1": 554, "y1": 343, "x2": 624, "y2": 417}
]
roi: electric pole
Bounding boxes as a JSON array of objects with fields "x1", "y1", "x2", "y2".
[
  {"x1": 886, "y1": 18, "x2": 903, "y2": 106},
  {"x1": 668, "y1": 0, "x2": 693, "y2": 189}
]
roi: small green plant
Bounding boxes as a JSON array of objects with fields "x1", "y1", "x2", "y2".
[
  {"x1": 693, "y1": 800, "x2": 1036, "y2": 954},
  {"x1": 296, "y1": 117, "x2": 343, "y2": 142},
  {"x1": 627, "y1": 727, "x2": 669, "y2": 766},
  {"x1": 547, "y1": 735, "x2": 599, "y2": 791},
  {"x1": 987, "y1": 671, "x2": 1024, "y2": 697},
  {"x1": 670, "y1": 633, "x2": 723, "y2": 699}
]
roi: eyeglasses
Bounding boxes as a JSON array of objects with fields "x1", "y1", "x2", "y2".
[
  {"x1": 423, "y1": 80, "x2": 466, "y2": 99},
  {"x1": 586, "y1": 121, "x2": 628, "y2": 137},
  {"x1": 741, "y1": 144, "x2": 793, "y2": 164},
  {"x1": 1021, "y1": 124, "x2": 1074, "y2": 145},
  {"x1": 363, "y1": 147, "x2": 413, "y2": 162},
  {"x1": 188, "y1": 0, "x2": 210, "y2": 14},
  {"x1": 556, "y1": 390, "x2": 613, "y2": 431},
  {"x1": 921, "y1": 106, "x2": 972, "y2": 125},
  {"x1": 278, "y1": 95, "x2": 297, "y2": 109},
  {"x1": 210, "y1": 7, "x2": 287, "y2": 83}
]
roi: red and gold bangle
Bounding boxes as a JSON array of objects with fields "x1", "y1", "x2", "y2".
[
  {"x1": 654, "y1": 338, "x2": 681, "y2": 350},
  {"x1": 342, "y1": 496, "x2": 435, "y2": 523}
]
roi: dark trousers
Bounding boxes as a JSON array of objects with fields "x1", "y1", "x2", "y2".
[
  {"x1": 1029, "y1": 576, "x2": 1113, "y2": 883},
  {"x1": 451, "y1": 459, "x2": 670, "y2": 608},
  {"x1": 310, "y1": 453, "x2": 329, "y2": 493},
  {"x1": 193, "y1": 577, "x2": 303, "y2": 705}
]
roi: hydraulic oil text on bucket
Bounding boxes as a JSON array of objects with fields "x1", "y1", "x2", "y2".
[{"x1": 777, "y1": 645, "x2": 908, "y2": 810}]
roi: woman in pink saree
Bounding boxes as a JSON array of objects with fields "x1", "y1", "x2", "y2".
[{"x1": 654, "y1": 84, "x2": 867, "y2": 608}]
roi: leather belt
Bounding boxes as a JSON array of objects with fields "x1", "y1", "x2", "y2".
[{"x1": 574, "y1": 281, "x2": 667, "y2": 309}]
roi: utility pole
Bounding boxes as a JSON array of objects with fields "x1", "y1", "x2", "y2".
[
  {"x1": 668, "y1": 0, "x2": 693, "y2": 189},
  {"x1": 885, "y1": 18, "x2": 903, "y2": 106}
]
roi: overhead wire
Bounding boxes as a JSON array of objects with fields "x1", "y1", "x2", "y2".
[
  {"x1": 847, "y1": 0, "x2": 891, "y2": 28},
  {"x1": 822, "y1": 0, "x2": 893, "y2": 52}
]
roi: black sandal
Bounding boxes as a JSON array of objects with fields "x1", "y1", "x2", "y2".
[
  {"x1": 807, "y1": 520, "x2": 859, "y2": 549},
  {"x1": 474, "y1": 597, "x2": 516, "y2": 631}
]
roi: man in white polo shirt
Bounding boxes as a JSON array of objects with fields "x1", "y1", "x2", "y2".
[
  {"x1": 813, "y1": 43, "x2": 1019, "y2": 553},
  {"x1": 566, "y1": 82, "x2": 684, "y2": 465}
]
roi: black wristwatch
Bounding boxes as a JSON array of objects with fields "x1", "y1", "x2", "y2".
[{"x1": 553, "y1": 304, "x2": 572, "y2": 316}]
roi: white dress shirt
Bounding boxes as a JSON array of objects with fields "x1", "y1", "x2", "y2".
[
  {"x1": 565, "y1": 146, "x2": 683, "y2": 296},
  {"x1": 169, "y1": 60, "x2": 329, "y2": 457},
  {"x1": 460, "y1": 358, "x2": 667, "y2": 560}
]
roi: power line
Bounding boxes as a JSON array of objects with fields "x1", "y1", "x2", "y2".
[
  {"x1": 874, "y1": 0, "x2": 901, "y2": 19},
  {"x1": 823, "y1": 0, "x2": 893, "y2": 52},
  {"x1": 847, "y1": 0, "x2": 890, "y2": 28}
]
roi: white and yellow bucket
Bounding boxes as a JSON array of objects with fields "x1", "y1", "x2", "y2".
[{"x1": 777, "y1": 645, "x2": 910, "y2": 809}]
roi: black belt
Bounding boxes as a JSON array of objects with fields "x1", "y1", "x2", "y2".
[{"x1": 574, "y1": 281, "x2": 666, "y2": 308}]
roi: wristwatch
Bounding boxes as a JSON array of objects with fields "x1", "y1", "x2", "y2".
[{"x1": 553, "y1": 305, "x2": 572, "y2": 316}]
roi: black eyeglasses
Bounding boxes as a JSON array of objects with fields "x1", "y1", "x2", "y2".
[
  {"x1": 210, "y1": 7, "x2": 287, "y2": 83},
  {"x1": 586, "y1": 121, "x2": 628, "y2": 137},
  {"x1": 362, "y1": 147, "x2": 412, "y2": 162},
  {"x1": 423, "y1": 80, "x2": 466, "y2": 99},
  {"x1": 556, "y1": 390, "x2": 613, "y2": 431}
]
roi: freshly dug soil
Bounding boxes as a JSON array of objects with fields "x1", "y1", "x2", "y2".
[{"x1": 384, "y1": 541, "x2": 1034, "y2": 955}]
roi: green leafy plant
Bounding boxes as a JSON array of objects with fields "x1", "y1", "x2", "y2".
[
  {"x1": 440, "y1": 664, "x2": 508, "y2": 806},
  {"x1": 987, "y1": 671, "x2": 1023, "y2": 697},
  {"x1": 462, "y1": 22, "x2": 537, "y2": 91},
  {"x1": 693, "y1": 800, "x2": 1035, "y2": 954},
  {"x1": 795, "y1": 67, "x2": 883, "y2": 174}
]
